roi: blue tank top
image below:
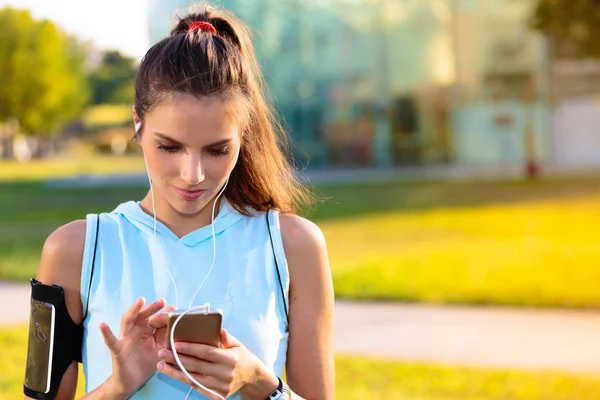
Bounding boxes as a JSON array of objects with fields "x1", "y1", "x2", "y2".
[{"x1": 79, "y1": 199, "x2": 290, "y2": 399}]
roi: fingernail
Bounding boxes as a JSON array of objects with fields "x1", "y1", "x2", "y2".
[
  {"x1": 158, "y1": 350, "x2": 167, "y2": 358},
  {"x1": 175, "y1": 343, "x2": 182, "y2": 351},
  {"x1": 157, "y1": 361, "x2": 164, "y2": 370}
]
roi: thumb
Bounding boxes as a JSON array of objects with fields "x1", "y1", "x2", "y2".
[
  {"x1": 220, "y1": 328, "x2": 241, "y2": 348},
  {"x1": 99, "y1": 322, "x2": 121, "y2": 355}
]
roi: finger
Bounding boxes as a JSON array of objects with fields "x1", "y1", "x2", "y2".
[
  {"x1": 137, "y1": 298, "x2": 167, "y2": 322},
  {"x1": 160, "y1": 305, "x2": 177, "y2": 315},
  {"x1": 159, "y1": 349, "x2": 226, "y2": 378},
  {"x1": 219, "y1": 328, "x2": 241, "y2": 349},
  {"x1": 173, "y1": 342, "x2": 224, "y2": 362},
  {"x1": 99, "y1": 322, "x2": 120, "y2": 355},
  {"x1": 148, "y1": 305, "x2": 176, "y2": 329},
  {"x1": 148, "y1": 313, "x2": 169, "y2": 330},
  {"x1": 157, "y1": 361, "x2": 224, "y2": 399},
  {"x1": 121, "y1": 297, "x2": 145, "y2": 328}
]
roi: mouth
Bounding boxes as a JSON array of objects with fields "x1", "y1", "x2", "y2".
[{"x1": 174, "y1": 186, "x2": 207, "y2": 201}]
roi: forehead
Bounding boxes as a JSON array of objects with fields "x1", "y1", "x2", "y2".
[{"x1": 145, "y1": 94, "x2": 239, "y2": 143}]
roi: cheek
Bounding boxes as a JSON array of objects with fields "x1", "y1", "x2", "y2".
[
  {"x1": 145, "y1": 149, "x2": 179, "y2": 178},
  {"x1": 205, "y1": 154, "x2": 237, "y2": 179}
]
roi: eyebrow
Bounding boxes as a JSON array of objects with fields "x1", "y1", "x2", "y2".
[{"x1": 153, "y1": 132, "x2": 233, "y2": 148}]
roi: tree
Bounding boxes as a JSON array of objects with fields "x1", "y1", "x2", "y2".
[
  {"x1": 0, "y1": 7, "x2": 90, "y2": 137},
  {"x1": 89, "y1": 50, "x2": 136, "y2": 105},
  {"x1": 530, "y1": 0, "x2": 600, "y2": 58}
]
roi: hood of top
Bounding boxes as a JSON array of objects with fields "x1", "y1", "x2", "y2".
[{"x1": 112, "y1": 198, "x2": 243, "y2": 247}]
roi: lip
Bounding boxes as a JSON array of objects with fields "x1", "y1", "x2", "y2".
[{"x1": 174, "y1": 187, "x2": 207, "y2": 201}]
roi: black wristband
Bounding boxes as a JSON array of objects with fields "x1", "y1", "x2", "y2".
[{"x1": 267, "y1": 376, "x2": 291, "y2": 400}]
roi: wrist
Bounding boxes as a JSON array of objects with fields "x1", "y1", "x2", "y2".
[
  {"x1": 239, "y1": 360, "x2": 280, "y2": 400},
  {"x1": 101, "y1": 376, "x2": 132, "y2": 400}
]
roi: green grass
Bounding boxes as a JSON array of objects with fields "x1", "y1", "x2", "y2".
[
  {"x1": 313, "y1": 178, "x2": 600, "y2": 308},
  {"x1": 4, "y1": 156, "x2": 600, "y2": 308},
  {"x1": 335, "y1": 355, "x2": 600, "y2": 400},
  {"x1": 0, "y1": 156, "x2": 144, "y2": 182},
  {"x1": 323, "y1": 194, "x2": 600, "y2": 308},
  {"x1": 2, "y1": 326, "x2": 600, "y2": 400}
]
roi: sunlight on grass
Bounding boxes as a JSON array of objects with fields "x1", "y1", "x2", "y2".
[
  {"x1": 0, "y1": 156, "x2": 145, "y2": 181},
  {"x1": 335, "y1": 355, "x2": 600, "y2": 400},
  {"x1": 82, "y1": 104, "x2": 132, "y2": 128},
  {"x1": 322, "y1": 194, "x2": 600, "y2": 308}
]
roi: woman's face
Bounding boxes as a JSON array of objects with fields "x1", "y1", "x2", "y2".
[{"x1": 135, "y1": 94, "x2": 241, "y2": 216}]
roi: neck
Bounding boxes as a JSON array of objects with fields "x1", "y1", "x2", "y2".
[{"x1": 139, "y1": 191, "x2": 222, "y2": 238}]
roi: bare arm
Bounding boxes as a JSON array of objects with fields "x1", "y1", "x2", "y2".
[
  {"x1": 280, "y1": 214, "x2": 335, "y2": 400},
  {"x1": 24, "y1": 220, "x2": 126, "y2": 400},
  {"x1": 24, "y1": 220, "x2": 85, "y2": 400}
]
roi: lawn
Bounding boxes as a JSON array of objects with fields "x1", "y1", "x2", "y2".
[
  {"x1": 3, "y1": 157, "x2": 600, "y2": 308},
  {"x1": 324, "y1": 192, "x2": 600, "y2": 308},
  {"x1": 2, "y1": 326, "x2": 599, "y2": 400},
  {"x1": 0, "y1": 155, "x2": 144, "y2": 181}
]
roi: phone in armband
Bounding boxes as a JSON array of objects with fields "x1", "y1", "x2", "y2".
[
  {"x1": 24, "y1": 298, "x2": 56, "y2": 394},
  {"x1": 166, "y1": 308, "x2": 223, "y2": 350}
]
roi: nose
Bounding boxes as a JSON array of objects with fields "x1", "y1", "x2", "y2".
[{"x1": 180, "y1": 153, "x2": 205, "y2": 186}]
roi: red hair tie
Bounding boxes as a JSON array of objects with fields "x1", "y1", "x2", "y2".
[{"x1": 188, "y1": 21, "x2": 217, "y2": 35}]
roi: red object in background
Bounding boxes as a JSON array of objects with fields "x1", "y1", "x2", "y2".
[
  {"x1": 494, "y1": 114, "x2": 513, "y2": 128},
  {"x1": 526, "y1": 160, "x2": 540, "y2": 179}
]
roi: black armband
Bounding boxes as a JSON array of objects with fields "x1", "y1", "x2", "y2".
[{"x1": 23, "y1": 278, "x2": 83, "y2": 399}]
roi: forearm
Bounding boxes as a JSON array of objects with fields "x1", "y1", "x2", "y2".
[
  {"x1": 80, "y1": 376, "x2": 130, "y2": 400},
  {"x1": 289, "y1": 391, "x2": 308, "y2": 400}
]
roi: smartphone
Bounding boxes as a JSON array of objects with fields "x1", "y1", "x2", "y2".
[
  {"x1": 24, "y1": 298, "x2": 56, "y2": 394},
  {"x1": 166, "y1": 309, "x2": 223, "y2": 350}
]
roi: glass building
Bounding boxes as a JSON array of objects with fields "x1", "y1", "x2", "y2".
[{"x1": 148, "y1": 0, "x2": 550, "y2": 170}]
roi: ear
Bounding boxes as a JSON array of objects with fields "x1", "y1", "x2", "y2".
[
  {"x1": 132, "y1": 106, "x2": 141, "y2": 125},
  {"x1": 132, "y1": 106, "x2": 142, "y2": 135},
  {"x1": 132, "y1": 105, "x2": 139, "y2": 121}
]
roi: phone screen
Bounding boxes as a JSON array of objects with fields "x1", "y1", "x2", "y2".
[{"x1": 24, "y1": 298, "x2": 55, "y2": 394}]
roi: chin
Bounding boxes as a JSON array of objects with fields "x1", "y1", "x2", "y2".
[{"x1": 169, "y1": 195, "x2": 212, "y2": 216}]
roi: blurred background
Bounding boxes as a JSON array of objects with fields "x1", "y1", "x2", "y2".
[{"x1": 2, "y1": 0, "x2": 600, "y2": 399}]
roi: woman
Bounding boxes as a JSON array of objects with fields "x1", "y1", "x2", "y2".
[{"x1": 27, "y1": 3, "x2": 334, "y2": 399}]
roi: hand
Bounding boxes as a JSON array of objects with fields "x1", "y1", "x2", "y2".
[
  {"x1": 99, "y1": 297, "x2": 176, "y2": 397},
  {"x1": 156, "y1": 329, "x2": 279, "y2": 400}
]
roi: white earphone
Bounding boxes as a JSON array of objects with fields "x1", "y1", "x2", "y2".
[{"x1": 137, "y1": 121, "x2": 228, "y2": 400}]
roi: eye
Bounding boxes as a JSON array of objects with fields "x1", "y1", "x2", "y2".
[
  {"x1": 208, "y1": 146, "x2": 230, "y2": 156},
  {"x1": 158, "y1": 143, "x2": 180, "y2": 153}
]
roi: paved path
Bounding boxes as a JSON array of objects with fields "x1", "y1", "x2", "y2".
[
  {"x1": 335, "y1": 301, "x2": 600, "y2": 375},
  {"x1": 3, "y1": 282, "x2": 600, "y2": 375}
]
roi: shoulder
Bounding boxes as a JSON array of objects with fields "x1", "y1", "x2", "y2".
[
  {"x1": 37, "y1": 219, "x2": 87, "y2": 322},
  {"x1": 39, "y1": 219, "x2": 87, "y2": 279},
  {"x1": 278, "y1": 213, "x2": 330, "y2": 290},
  {"x1": 278, "y1": 213, "x2": 327, "y2": 256}
]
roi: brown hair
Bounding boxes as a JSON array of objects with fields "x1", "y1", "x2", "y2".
[{"x1": 134, "y1": 3, "x2": 313, "y2": 215}]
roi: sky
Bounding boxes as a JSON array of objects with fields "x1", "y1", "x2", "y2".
[{"x1": 0, "y1": 0, "x2": 150, "y2": 59}]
